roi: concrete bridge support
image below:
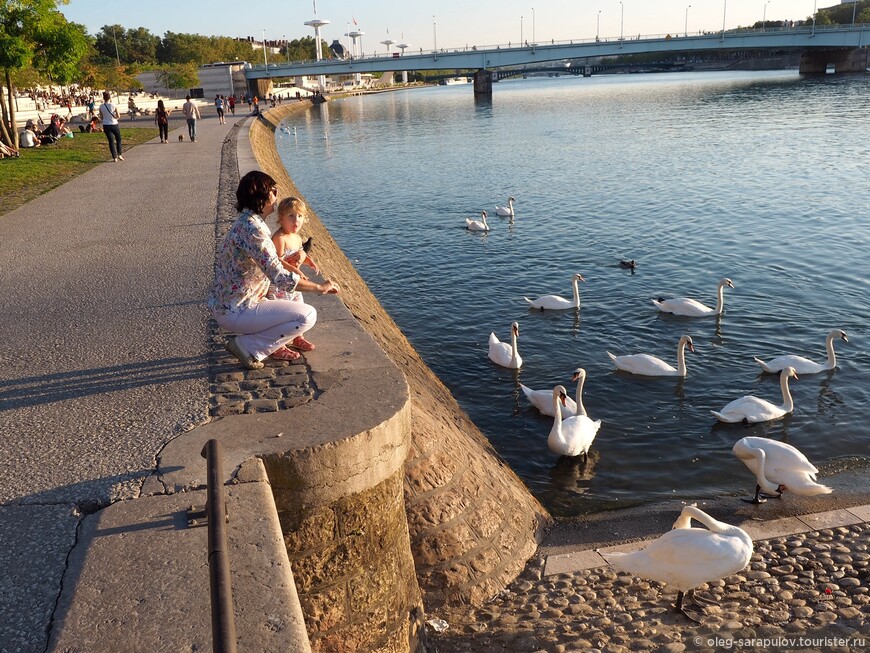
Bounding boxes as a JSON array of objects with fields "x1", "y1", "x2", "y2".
[
  {"x1": 800, "y1": 48, "x2": 870, "y2": 74},
  {"x1": 474, "y1": 69, "x2": 493, "y2": 97}
]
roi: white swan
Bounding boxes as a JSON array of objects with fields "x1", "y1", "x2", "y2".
[
  {"x1": 607, "y1": 335, "x2": 694, "y2": 377},
  {"x1": 754, "y1": 329, "x2": 848, "y2": 375},
  {"x1": 712, "y1": 367, "x2": 798, "y2": 424},
  {"x1": 495, "y1": 196, "x2": 515, "y2": 217},
  {"x1": 605, "y1": 506, "x2": 753, "y2": 620},
  {"x1": 465, "y1": 210, "x2": 489, "y2": 232},
  {"x1": 732, "y1": 436, "x2": 833, "y2": 504},
  {"x1": 488, "y1": 321, "x2": 522, "y2": 369},
  {"x1": 653, "y1": 278, "x2": 734, "y2": 317},
  {"x1": 547, "y1": 384, "x2": 601, "y2": 459},
  {"x1": 521, "y1": 367, "x2": 591, "y2": 418},
  {"x1": 524, "y1": 273, "x2": 585, "y2": 310}
]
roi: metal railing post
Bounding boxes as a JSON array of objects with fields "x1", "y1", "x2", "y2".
[{"x1": 202, "y1": 439, "x2": 238, "y2": 653}]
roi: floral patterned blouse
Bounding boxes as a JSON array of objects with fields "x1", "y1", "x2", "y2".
[{"x1": 208, "y1": 209, "x2": 300, "y2": 315}]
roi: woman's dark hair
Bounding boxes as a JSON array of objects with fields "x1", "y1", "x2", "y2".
[
  {"x1": 102, "y1": 91, "x2": 110, "y2": 102},
  {"x1": 236, "y1": 170, "x2": 277, "y2": 214},
  {"x1": 157, "y1": 99, "x2": 165, "y2": 110}
]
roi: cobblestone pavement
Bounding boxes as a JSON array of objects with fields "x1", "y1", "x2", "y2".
[{"x1": 428, "y1": 523, "x2": 869, "y2": 652}]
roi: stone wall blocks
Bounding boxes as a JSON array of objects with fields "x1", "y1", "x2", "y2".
[{"x1": 299, "y1": 582, "x2": 347, "y2": 633}]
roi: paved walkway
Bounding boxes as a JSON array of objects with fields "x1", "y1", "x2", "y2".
[
  {"x1": 0, "y1": 109, "x2": 230, "y2": 653},
  {"x1": 2, "y1": 102, "x2": 869, "y2": 653}
]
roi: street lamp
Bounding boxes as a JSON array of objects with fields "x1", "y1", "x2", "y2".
[
  {"x1": 685, "y1": 5, "x2": 691, "y2": 37},
  {"x1": 619, "y1": 1, "x2": 624, "y2": 43},
  {"x1": 433, "y1": 15, "x2": 437, "y2": 54},
  {"x1": 811, "y1": 0, "x2": 817, "y2": 36},
  {"x1": 762, "y1": 1, "x2": 770, "y2": 31},
  {"x1": 262, "y1": 29, "x2": 268, "y2": 67},
  {"x1": 721, "y1": 0, "x2": 727, "y2": 40},
  {"x1": 532, "y1": 7, "x2": 536, "y2": 45},
  {"x1": 597, "y1": 10, "x2": 602, "y2": 41},
  {"x1": 852, "y1": 0, "x2": 858, "y2": 27},
  {"x1": 284, "y1": 34, "x2": 289, "y2": 63},
  {"x1": 521, "y1": 15, "x2": 524, "y2": 45}
]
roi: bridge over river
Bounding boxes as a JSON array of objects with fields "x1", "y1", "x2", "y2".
[{"x1": 245, "y1": 25, "x2": 870, "y2": 96}]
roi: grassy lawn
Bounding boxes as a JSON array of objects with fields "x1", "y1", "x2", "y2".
[{"x1": 0, "y1": 127, "x2": 158, "y2": 217}]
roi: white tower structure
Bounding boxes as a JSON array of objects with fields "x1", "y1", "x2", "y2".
[
  {"x1": 381, "y1": 37, "x2": 395, "y2": 53},
  {"x1": 396, "y1": 43, "x2": 410, "y2": 83},
  {"x1": 345, "y1": 29, "x2": 365, "y2": 58},
  {"x1": 304, "y1": 15, "x2": 330, "y2": 90}
]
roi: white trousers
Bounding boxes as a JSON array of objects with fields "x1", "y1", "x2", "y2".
[{"x1": 214, "y1": 299, "x2": 317, "y2": 361}]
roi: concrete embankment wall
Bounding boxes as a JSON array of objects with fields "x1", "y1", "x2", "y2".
[{"x1": 248, "y1": 102, "x2": 550, "y2": 616}]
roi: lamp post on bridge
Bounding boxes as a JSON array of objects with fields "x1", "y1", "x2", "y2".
[
  {"x1": 762, "y1": 1, "x2": 770, "y2": 31},
  {"x1": 597, "y1": 10, "x2": 602, "y2": 41},
  {"x1": 521, "y1": 15, "x2": 524, "y2": 45},
  {"x1": 619, "y1": 1, "x2": 624, "y2": 45},
  {"x1": 531, "y1": 7, "x2": 536, "y2": 46},
  {"x1": 811, "y1": 0, "x2": 817, "y2": 37},
  {"x1": 433, "y1": 15, "x2": 437, "y2": 57},
  {"x1": 685, "y1": 5, "x2": 691, "y2": 37},
  {"x1": 721, "y1": 0, "x2": 727, "y2": 41},
  {"x1": 262, "y1": 29, "x2": 268, "y2": 68},
  {"x1": 852, "y1": 0, "x2": 858, "y2": 27}
]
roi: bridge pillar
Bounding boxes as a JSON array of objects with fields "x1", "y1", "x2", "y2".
[
  {"x1": 473, "y1": 69, "x2": 493, "y2": 97},
  {"x1": 800, "y1": 48, "x2": 870, "y2": 74},
  {"x1": 247, "y1": 79, "x2": 274, "y2": 100}
]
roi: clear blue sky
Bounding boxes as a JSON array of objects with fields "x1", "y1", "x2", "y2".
[{"x1": 60, "y1": 0, "x2": 825, "y2": 54}]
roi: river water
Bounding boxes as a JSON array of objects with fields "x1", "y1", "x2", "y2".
[{"x1": 276, "y1": 71, "x2": 870, "y2": 517}]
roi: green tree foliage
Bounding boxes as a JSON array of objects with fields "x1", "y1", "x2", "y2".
[
  {"x1": 93, "y1": 25, "x2": 160, "y2": 64},
  {"x1": 0, "y1": 0, "x2": 88, "y2": 148},
  {"x1": 282, "y1": 36, "x2": 327, "y2": 61},
  {"x1": 815, "y1": 1, "x2": 870, "y2": 25},
  {"x1": 155, "y1": 63, "x2": 200, "y2": 92},
  {"x1": 156, "y1": 32, "x2": 255, "y2": 65}
]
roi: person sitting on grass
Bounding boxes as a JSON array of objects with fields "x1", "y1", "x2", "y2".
[
  {"x1": 208, "y1": 171, "x2": 341, "y2": 368},
  {"x1": 85, "y1": 116, "x2": 102, "y2": 133},
  {"x1": 19, "y1": 121, "x2": 41, "y2": 148},
  {"x1": 0, "y1": 140, "x2": 19, "y2": 158}
]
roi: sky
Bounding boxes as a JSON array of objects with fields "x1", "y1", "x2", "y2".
[{"x1": 59, "y1": 0, "x2": 829, "y2": 55}]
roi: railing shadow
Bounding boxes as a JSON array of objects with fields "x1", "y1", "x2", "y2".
[{"x1": 0, "y1": 356, "x2": 207, "y2": 412}]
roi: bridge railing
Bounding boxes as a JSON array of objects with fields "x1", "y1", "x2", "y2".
[{"x1": 248, "y1": 23, "x2": 870, "y2": 72}]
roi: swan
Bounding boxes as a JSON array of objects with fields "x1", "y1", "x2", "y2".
[
  {"x1": 547, "y1": 385, "x2": 601, "y2": 460},
  {"x1": 465, "y1": 210, "x2": 489, "y2": 232},
  {"x1": 495, "y1": 196, "x2": 515, "y2": 217},
  {"x1": 523, "y1": 273, "x2": 585, "y2": 310},
  {"x1": 521, "y1": 367, "x2": 591, "y2": 418},
  {"x1": 488, "y1": 321, "x2": 522, "y2": 369},
  {"x1": 753, "y1": 329, "x2": 848, "y2": 375},
  {"x1": 711, "y1": 367, "x2": 798, "y2": 424},
  {"x1": 733, "y1": 436, "x2": 833, "y2": 504},
  {"x1": 653, "y1": 278, "x2": 734, "y2": 317},
  {"x1": 607, "y1": 335, "x2": 694, "y2": 377},
  {"x1": 604, "y1": 506, "x2": 753, "y2": 620}
]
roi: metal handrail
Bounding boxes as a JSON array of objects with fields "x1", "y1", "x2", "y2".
[{"x1": 202, "y1": 439, "x2": 238, "y2": 653}]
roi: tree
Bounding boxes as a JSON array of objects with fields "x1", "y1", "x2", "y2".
[
  {"x1": 0, "y1": 0, "x2": 88, "y2": 148},
  {"x1": 94, "y1": 25, "x2": 159, "y2": 64},
  {"x1": 155, "y1": 63, "x2": 200, "y2": 96}
]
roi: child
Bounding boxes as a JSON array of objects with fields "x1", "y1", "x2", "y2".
[{"x1": 269, "y1": 197, "x2": 320, "y2": 353}]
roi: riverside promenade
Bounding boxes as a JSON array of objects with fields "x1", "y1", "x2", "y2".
[{"x1": 2, "y1": 101, "x2": 869, "y2": 653}]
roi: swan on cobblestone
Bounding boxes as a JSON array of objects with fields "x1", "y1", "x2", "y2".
[
  {"x1": 604, "y1": 505, "x2": 753, "y2": 621},
  {"x1": 732, "y1": 436, "x2": 833, "y2": 504}
]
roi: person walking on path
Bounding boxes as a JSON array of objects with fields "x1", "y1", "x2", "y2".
[
  {"x1": 154, "y1": 100, "x2": 170, "y2": 143},
  {"x1": 214, "y1": 95, "x2": 226, "y2": 125},
  {"x1": 99, "y1": 91, "x2": 123, "y2": 162},
  {"x1": 228, "y1": 95, "x2": 236, "y2": 115},
  {"x1": 208, "y1": 171, "x2": 341, "y2": 369},
  {"x1": 182, "y1": 96, "x2": 201, "y2": 142}
]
